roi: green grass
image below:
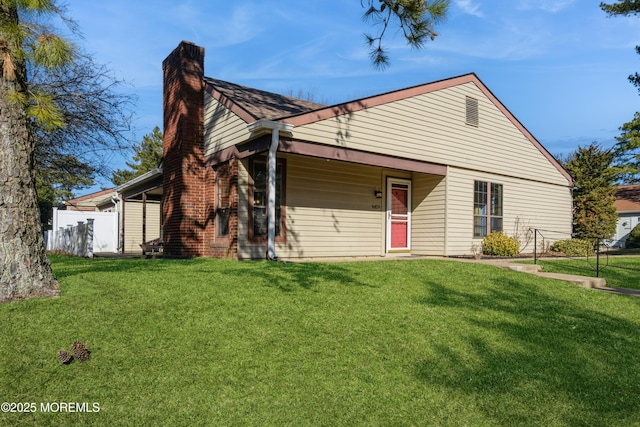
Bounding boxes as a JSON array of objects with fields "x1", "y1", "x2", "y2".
[
  {"x1": 531, "y1": 255, "x2": 640, "y2": 290},
  {"x1": 1, "y1": 255, "x2": 640, "y2": 426}
]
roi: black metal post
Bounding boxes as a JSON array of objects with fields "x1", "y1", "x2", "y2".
[
  {"x1": 534, "y1": 229, "x2": 537, "y2": 264},
  {"x1": 596, "y1": 238, "x2": 600, "y2": 278}
]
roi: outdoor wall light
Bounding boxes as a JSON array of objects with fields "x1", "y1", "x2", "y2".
[{"x1": 374, "y1": 190, "x2": 383, "y2": 198}]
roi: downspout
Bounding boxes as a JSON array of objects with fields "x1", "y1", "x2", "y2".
[
  {"x1": 111, "y1": 192, "x2": 121, "y2": 253},
  {"x1": 247, "y1": 119, "x2": 294, "y2": 260},
  {"x1": 266, "y1": 129, "x2": 279, "y2": 260}
]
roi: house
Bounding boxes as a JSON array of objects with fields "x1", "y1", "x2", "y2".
[
  {"x1": 104, "y1": 168, "x2": 163, "y2": 254},
  {"x1": 611, "y1": 184, "x2": 640, "y2": 248},
  {"x1": 50, "y1": 188, "x2": 119, "y2": 254},
  {"x1": 92, "y1": 169, "x2": 163, "y2": 254},
  {"x1": 160, "y1": 41, "x2": 573, "y2": 260},
  {"x1": 59, "y1": 188, "x2": 115, "y2": 211},
  {"x1": 52, "y1": 169, "x2": 163, "y2": 255}
]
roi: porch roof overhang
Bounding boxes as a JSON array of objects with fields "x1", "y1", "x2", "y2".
[
  {"x1": 206, "y1": 136, "x2": 447, "y2": 176},
  {"x1": 115, "y1": 167, "x2": 163, "y2": 199}
]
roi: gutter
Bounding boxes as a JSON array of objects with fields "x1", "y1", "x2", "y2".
[{"x1": 247, "y1": 119, "x2": 294, "y2": 260}]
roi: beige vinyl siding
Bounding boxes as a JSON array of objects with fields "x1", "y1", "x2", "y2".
[
  {"x1": 293, "y1": 82, "x2": 568, "y2": 187},
  {"x1": 238, "y1": 154, "x2": 387, "y2": 259},
  {"x1": 203, "y1": 92, "x2": 250, "y2": 157},
  {"x1": 411, "y1": 173, "x2": 446, "y2": 255},
  {"x1": 123, "y1": 200, "x2": 161, "y2": 254},
  {"x1": 445, "y1": 167, "x2": 572, "y2": 256}
]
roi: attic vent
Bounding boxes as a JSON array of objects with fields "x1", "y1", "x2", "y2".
[{"x1": 465, "y1": 96, "x2": 479, "y2": 127}]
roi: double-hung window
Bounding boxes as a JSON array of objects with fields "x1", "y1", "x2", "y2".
[
  {"x1": 215, "y1": 164, "x2": 231, "y2": 238},
  {"x1": 474, "y1": 180, "x2": 503, "y2": 237},
  {"x1": 249, "y1": 157, "x2": 285, "y2": 241}
]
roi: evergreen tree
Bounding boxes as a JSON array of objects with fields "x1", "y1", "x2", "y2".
[
  {"x1": 564, "y1": 143, "x2": 619, "y2": 240},
  {"x1": 36, "y1": 155, "x2": 95, "y2": 226},
  {"x1": 612, "y1": 112, "x2": 640, "y2": 183},
  {"x1": 601, "y1": 1, "x2": 640, "y2": 90},
  {"x1": 601, "y1": 1, "x2": 640, "y2": 182},
  {"x1": 112, "y1": 126, "x2": 163, "y2": 186},
  {"x1": 0, "y1": 0, "x2": 76, "y2": 302},
  {"x1": 361, "y1": 0, "x2": 449, "y2": 69}
]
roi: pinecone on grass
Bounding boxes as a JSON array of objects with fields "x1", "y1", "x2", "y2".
[
  {"x1": 57, "y1": 349, "x2": 73, "y2": 364},
  {"x1": 70, "y1": 341, "x2": 90, "y2": 362}
]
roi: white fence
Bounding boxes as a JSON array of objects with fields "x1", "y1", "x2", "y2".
[
  {"x1": 46, "y1": 208, "x2": 119, "y2": 254},
  {"x1": 45, "y1": 219, "x2": 95, "y2": 257}
]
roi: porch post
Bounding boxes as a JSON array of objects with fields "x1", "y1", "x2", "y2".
[
  {"x1": 267, "y1": 130, "x2": 278, "y2": 260},
  {"x1": 246, "y1": 119, "x2": 294, "y2": 260}
]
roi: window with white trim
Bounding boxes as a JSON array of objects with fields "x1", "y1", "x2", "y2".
[
  {"x1": 474, "y1": 180, "x2": 503, "y2": 237},
  {"x1": 249, "y1": 157, "x2": 285, "y2": 241},
  {"x1": 215, "y1": 163, "x2": 231, "y2": 238}
]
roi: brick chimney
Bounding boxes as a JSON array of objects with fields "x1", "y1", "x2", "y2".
[{"x1": 162, "y1": 41, "x2": 207, "y2": 257}]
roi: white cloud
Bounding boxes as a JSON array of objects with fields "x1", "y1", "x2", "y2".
[
  {"x1": 517, "y1": 0, "x2": 575, "y2": 13},
  {"x1": 454, "y1": 0, "x2": 484, "y2": 18}
]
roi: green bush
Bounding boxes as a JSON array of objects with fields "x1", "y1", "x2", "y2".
[
  {"x1": 482, "y1": 232, "x2": 520, "y2": 256},
  {"x1": 626, "y1": 224, "x2": 640, "y2": 249},
  {"x1": 550, "y1": 238, "x2": 595, "y2": 256}
]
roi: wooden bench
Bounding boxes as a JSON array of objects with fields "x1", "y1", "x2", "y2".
[{"x1": 140, "y1": 239, "x2": 163, "y2": 258}]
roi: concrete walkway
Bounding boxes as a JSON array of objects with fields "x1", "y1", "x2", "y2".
[{"x1": 471, "y1": 257, "x2": 640, "y2": 298}]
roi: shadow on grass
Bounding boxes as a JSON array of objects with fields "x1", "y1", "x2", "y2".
[
  {"x1": 49, "y1": 256, "x2": 373, "y2": 292},
  {"x1": 218, "y1": 261, "x2": 376, "y2": 292},
  {"x1": 414, "y1": 272, "x2": 640, "y2": 425},
  {"x1": 48, "y1": 255, "x2": 201, "y2": 281}
]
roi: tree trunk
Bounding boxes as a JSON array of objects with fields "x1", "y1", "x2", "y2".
[{"x1": 0, "y1": 6, "x2": 59, "y2": 302}]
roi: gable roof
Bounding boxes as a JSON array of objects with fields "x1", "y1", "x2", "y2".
[
  {"x1": 205, "y1": 72, "x2": 571, "y2": 184},
  {"x1": 205, "y1": 78, "x2": 324, "y2": 122},
  {"x1": 615, "y1": 184, "x2": 640, "y2": 212},
  {"x1": 61, "y1": 188, "x2": 115, "y2": 210}
]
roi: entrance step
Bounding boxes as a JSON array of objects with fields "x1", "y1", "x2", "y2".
[
  {"x1": 505, "y1": 264, "x2": 542, "y2": 273},
  {"x1": 536, "y1": 272, "x2": 607, "y2": 289}
]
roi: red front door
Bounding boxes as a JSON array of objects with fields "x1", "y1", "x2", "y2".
[{"x1": 387, "y1": 180, "x2": 411, "y2": 251}]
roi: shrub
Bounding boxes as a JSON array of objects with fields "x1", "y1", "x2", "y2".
[
  {"x1": 550, "y1": 238, "x2": 594, "y2": 256},
  {"x1": 626, "y1": 224, "x2": 640, "y2": 249},
  {"x1": 482, "y1": 232, "x2": 520, "y2": 256}
]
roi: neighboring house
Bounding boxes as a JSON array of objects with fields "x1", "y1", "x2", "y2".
[
  {"x1": 51, "y1": 188, "x2": 119, "y2": 253},
  {"x1": 160, "y1": 41, "x2": 573, "y2": 260},
  {"x1": 96, "y1": 168, "x2": 163, "y2": 254},
  {"x1": 611, "y1": 184, "x2": 640, "y2": 248},
  {"x1": 54, "y1": 169, "x2": 163, "y2": 255},
  {"x1": 59, "y1": 188, "x2": 115, "y2": 211}
]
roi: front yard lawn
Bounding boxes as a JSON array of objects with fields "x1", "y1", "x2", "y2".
[{"x1": 1, "y1": 255, "x2": 639, "y2": 426}]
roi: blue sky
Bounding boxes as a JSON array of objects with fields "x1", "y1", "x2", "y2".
[{"x1": 61, "y1": 0, "x2": 640, "y2": 192}]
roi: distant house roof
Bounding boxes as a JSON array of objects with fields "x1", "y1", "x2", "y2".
[
  {"x1": 60, "y1": 188, "x2": 115, "y2": 211},
  {"x1": 615, "y1": 184, "x2": 640, "y2": 213},
  {"x1": 205, "y1": 77, "x2": 325, "y2": 122}
]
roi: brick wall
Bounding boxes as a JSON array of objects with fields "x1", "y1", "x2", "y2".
[
  {"x1": 161, "y1": 41, "x2": 239, "y2": 258},
  {"x1": 162, "y1": 41, "x2": 210, "y2": 257}
]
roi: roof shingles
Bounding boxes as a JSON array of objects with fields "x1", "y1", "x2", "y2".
[
  {"x1": 205, "y1": 77, "x2": 324, "y2": 121},
  {"x1": 615, "y1": 184, "x2": 640, "y2": 212}
]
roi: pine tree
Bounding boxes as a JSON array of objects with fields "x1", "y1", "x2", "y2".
[
  {"x1": 112, "y1": 126, "x2": 163, "y2": 186},
  {"x1": 601, "y1": 1, "x2": 640, "y2": 182},
  {"x1": 612, "y1": 112, "x2": 640, "y2": 183},
  {"x1": 0, "y1": 1, "x2": 78, "y2": 302},
  {"x1": 361, "y1": 0, "x2": 449, "y2": 69},
  {"x1": 36, "y1": 155, "x2": 95, "y2": 226},
  {"x1": 601, "y1": 1, "x2": 640, "y2": 90},
  {"x1": 564, "y1": 143, "x2": 619, "y2": 240}
]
